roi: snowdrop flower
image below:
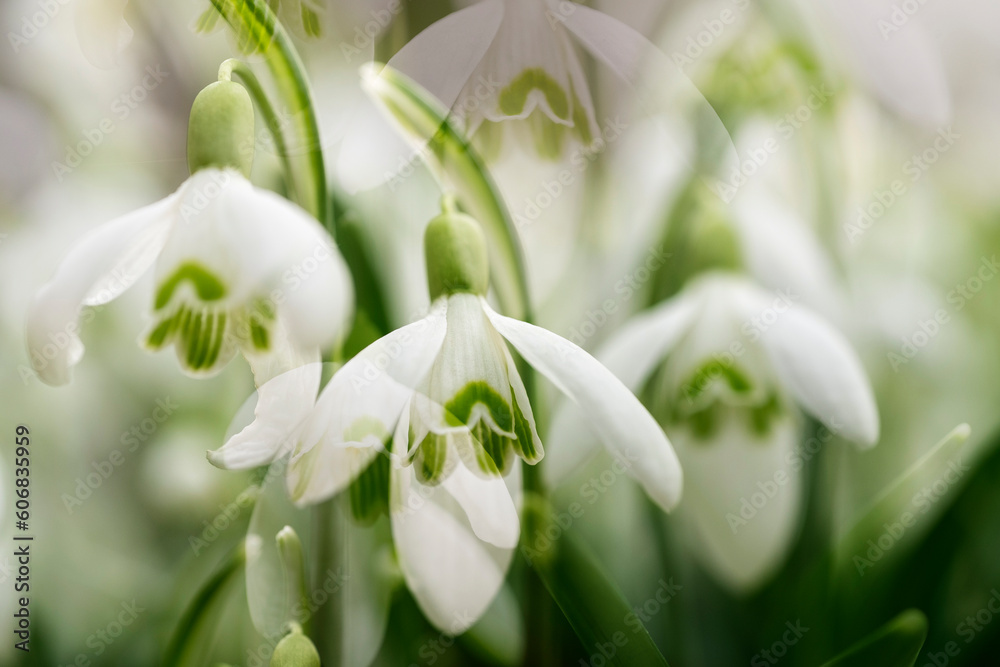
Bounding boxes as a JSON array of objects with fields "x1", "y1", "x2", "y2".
[
  {"x1": 27, "y1": 80, "x2": 353, "y2": 386},
  {"x1": 548, "y1": 272, "x2": 879, "y2": 590},
  {"x1": 210, "y1": 201, "x2": 681, "y2": 631},
  {"x1": 380, "y1": 0, "x2": 719, "y2": 160}
]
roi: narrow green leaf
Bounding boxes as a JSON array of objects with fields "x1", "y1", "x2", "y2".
[
  {"x1": 210, "y1": 0, "x2": 328, "y2": 226},
  {"x1": 360, "y1": 63, "x2": 531, "y2": 322},
  {"x1": 836, "y1": 424, "x2": 970, "y2": 574},
  {"x1": 820, "y1": 609, "x2": 928, "y2": 667},
  {"x1": 164, "y1": 544, "x2": 246, "y2": 667},
  {"x1": 522, "y1": 498, "x2": 669, "y2": 666}
]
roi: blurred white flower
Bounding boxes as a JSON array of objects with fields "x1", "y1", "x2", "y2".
[
  {"x1": 75, "y1": 0, "x2": 134, "y2": 69},
  {"x1": 548, "y1": 272, "x2": 879, "y2": 590},
  {"x1": 211, "y1": 287, "x2": 681, "y2": 630},
  {"x1": 26, "y1": 168, "x2": 353, "y2": 386}
]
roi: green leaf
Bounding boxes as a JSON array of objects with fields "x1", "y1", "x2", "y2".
[
  {"x1": 164, "y1": 545, "x2": 246, "y2": 667},
  {"x1": 210, "y1": 0, "x2": 327, "y2": 226},
  {"x1": 522, "y1": 498, "x2": 669, "y2": 666},
  {"x1": 463, "y1": 583, "x2": 525, "y2": 667},
  {"x1": 360, "y1": 63, "x2": 531, "y2": 322},
  {"x1": 820, "y1": 609, "x2": 928, "y2": 667},
  {"x1": 835, "y1": 424, "x2": 970, "y2": 575}
]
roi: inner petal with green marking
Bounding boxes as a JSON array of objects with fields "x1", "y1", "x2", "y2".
[{"x1": 147, "y1": 263, "x2": 279, "y2": 374}]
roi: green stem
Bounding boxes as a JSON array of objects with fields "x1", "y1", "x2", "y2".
[
  {"x1": 362, "y1": 64, "x2": 533, "y2": 323},
  {"x1": 310, "y1": 496, "x2": 345, "y2": 667},
  {"x1": 210, "y1": 0, "x2": 328, "y2": 227},
  {"x1": 218, "y1": 58, "x2": 294, "y2": 186}
]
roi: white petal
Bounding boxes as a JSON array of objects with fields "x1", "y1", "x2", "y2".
[
  {"x1": 287, "y1": 443, "x2": 380, "y2": 507},
  {"x1": 26, "y1": 193, "x2": 176, "y2": 385},
  {"x1": 295, "y1": 302, "x2": 449, "y2": 460},
  {"x1": 207, "y1": 361, "x2": 323, "y2": 470},
  {"x1": 441, "y1": 463, "x2": 520, "y2": 549},
  {"x1": 673, "y1": 414, "x2": 802, "y2": 592},
  {"x1": 819, "y1": 0, "x2": 950, "y2": 126},
  {"x1": 75, "y1": 0, "x2": 134, "y2": 69},
  {"x1": 391, "y1": 464, "x2": 513, "y2": 633},
  {"x1": 558, "y1": 4, "x2": 738, "y2": 188},
  {"x1": 484, "y1": 302, "x2": 683, "y2": 512},
  {"x1": 389, "y1": 0, "x2": 505, "y2": 112},
  {"x1": 163, "y1": 169, "x2": 354, "y2": 351},
  {"x1": 544, "y1": 292, "x2": 698, "y2": 489},
  {"x1": 758, "y1": 305, "x2": 879, "y2": 447}
]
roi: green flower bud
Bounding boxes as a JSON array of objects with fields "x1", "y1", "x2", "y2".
[
  {"x1": 270, "y1": 628, "x2": 321, "y2": 667},
  {"x1": 187, "y1": 81, "x2": 255, "y2": 178},
  {"x1": 424, "y1": 200, "x2": 490, "y2": 300}
]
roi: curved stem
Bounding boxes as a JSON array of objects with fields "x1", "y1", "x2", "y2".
[
  {"x1": 211, "y1": 0, "x2": 328, "y2": 228},
  {"x1": 218, "y1": 58, "x2": 295, "y2": 190},
  {"x1": 362, "y1": 63, "x2": 533, "y2": 323}
]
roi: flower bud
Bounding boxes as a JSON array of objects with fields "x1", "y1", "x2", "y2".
[
  {"x1": 187, "y1": 81, "x2": 255, "y2": 178},
  {"x1": 270, "y1": 628, "x2": 321, "y2": 667},
  {"x1": 424, "y1": 199, "x2": 490, "y2": 300}
]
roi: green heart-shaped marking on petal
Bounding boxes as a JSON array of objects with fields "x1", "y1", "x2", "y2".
[{"x1": 155, "y1": 262, "x2": 228, "y2": 310}]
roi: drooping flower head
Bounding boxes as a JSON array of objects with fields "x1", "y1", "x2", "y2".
[
  {"x1": 211, "y1": 198, "x2": 682, "y2": 631},
  {"x1": 549, "y1": 272, "x2": 879, "y2": 590},
  {"x1": 27, "y1": 79, "x2": 353, "y2": 385}
]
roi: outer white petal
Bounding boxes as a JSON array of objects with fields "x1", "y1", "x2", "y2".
[
  {"x1": 558, "y1": 4, "x2": 738, "y2": 188},
  {"x1": 483, "y1": 302, "x2": 682, "y2": 512},
  {"x1": 544, "y1": 292, "x2": 698, "y2": 489},
  {"x1": 26, "y1": 193, "x2": 176, "y2": 385},
  {"x1": 391, "y1": 464, "x2": 514, "y2": 633},
  {"x1": 758, "y1": 305, "x2": 879, "y2": 447},
  {"x1": 298, "y1": 302, "x2": 448, "y2": 454},
  {"x1": 207, "y1": 361, "x2": 322, "y2": 470},
  {"x1": 673, "y1": 414, "x2": 802, "y2": 592},
  {"x1": 287, "y1": 304, "x2": 449, "y2": 504},
  {"x1": 167, "y1": 169, "x2": 354, "y2": 350},
  {"x1": 287, "y1": 443, "x2": 380, "y2": 507},
  {"x1": 75, "y1": 0, "x2": 134, "y2": 69},
  {"x1": 389, "y1": 0, "x2": 505, "y2": 111},
  {"x1": 818, "y1": 0, "x2": 950, "y2": 126}
]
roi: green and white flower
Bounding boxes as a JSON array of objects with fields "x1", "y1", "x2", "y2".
[
  {"x1": 548, "y1": 272, "x2": 879, "y2": 591},
  {"x1": 210, "y1": 207, "x2": 681, "y2": 631},
  {"x1": 26, "y1": 167, "x2": 353, "y2": 386}
]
